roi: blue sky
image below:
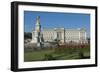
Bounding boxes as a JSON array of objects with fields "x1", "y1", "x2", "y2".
[{"x1": 24, "y1": 11, "x2": 90, "y2": 37}]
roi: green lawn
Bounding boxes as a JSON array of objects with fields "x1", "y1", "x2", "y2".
[
  {"x1": 24, "y1": 48, "x2": 90, "y2": 62},
  {"x1": 24, "y1": 49, "x2": 54, "y2": 61}
]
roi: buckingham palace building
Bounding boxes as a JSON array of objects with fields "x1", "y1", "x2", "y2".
[{"x1": 31, "y1": 16, "x2": 88, "y2": 46}]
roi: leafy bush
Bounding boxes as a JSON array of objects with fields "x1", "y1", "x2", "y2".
[
  {"x1": 54, "y1": 43, "x2": 90, "y2": 54},
  {"x1": 78, "y1": 51, "x2": 84, "y2": 59},
  {"x1": 24, "y1": 32, "x2": 32, "y2": 40},
  {"x1": 43, "y1": 54, "x2": 56, "y2": 60}
]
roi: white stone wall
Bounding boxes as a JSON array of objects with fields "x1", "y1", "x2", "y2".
[
  {"x1": 32, "y1": 28, "x2": 87, "y2": 43},
  {"x1": 42, "y1": 29, "x2": 56, "y2": 42}
]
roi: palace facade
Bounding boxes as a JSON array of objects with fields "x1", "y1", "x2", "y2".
[{"x1": 31, "y1": 16, "x2": 87, "y2": 46}]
